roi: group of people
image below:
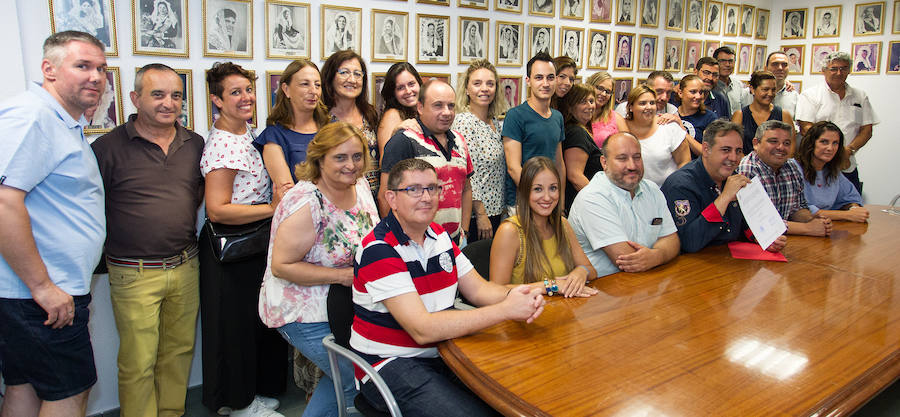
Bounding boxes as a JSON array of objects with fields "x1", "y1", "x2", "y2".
[{"x1": 0, "y1": 28, "x2": 878, "y2": 417}]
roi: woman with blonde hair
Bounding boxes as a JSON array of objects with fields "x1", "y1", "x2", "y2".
[
  {"x1": 452, "y1": 59, "x2": 509, "y2": 241},
  {"x1": 618, "y1": 84, "x2": 689, "y2": 185},
  {"x1": 585, "y1": 71, "x2": 622, "y2": 147},
  {"x1": 260, "y1": 121, "x2": 378, "y2": 416},
  {"x1": 257, "y1": 59, "x2": 330, "y2": 192},
  {"x1": 490, "y1": 157, "x2": 597, "y2": 297},
  {"x1": 558, "y1": 83, "x2": 603, "y2": 213}
]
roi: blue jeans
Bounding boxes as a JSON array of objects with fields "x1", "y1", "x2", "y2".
[
  {"x1": 360, "y1": 357, "x2": 499, "y2": 417},
  {"x1": 277, "y1": 322, "x2": 357, "y2": 417}
]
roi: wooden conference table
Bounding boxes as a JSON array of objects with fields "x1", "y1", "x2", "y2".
[{"x1": 440, "y1": 206, "x2": 900, "y2": 416}]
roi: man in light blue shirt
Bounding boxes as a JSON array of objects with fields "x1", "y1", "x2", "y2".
[
  {"x1": 569, "y1": 133, "x2": 681, "y2": 277},
  {"x1": 0, "y1": 31, "x2": 107, "y2": 415}
]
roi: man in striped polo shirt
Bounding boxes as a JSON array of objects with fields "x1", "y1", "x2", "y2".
[{"x1": 351, "y1": 158, "x2": 545, "y2": 416}]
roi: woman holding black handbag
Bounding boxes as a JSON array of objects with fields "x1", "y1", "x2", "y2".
[
  {"x1": 259, "y1": 122, "x2": 378, "y2": 416},
  {"x1": 199, "y1": 62, "x2": 288, "y2": 416}
]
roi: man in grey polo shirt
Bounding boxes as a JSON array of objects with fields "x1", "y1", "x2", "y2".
[
  {"x1": 91, "y1": 63, "x2": 205, "y2": 417},
  {"x1": 569, "y1": 132, "x2": 681, "y2": 277}
]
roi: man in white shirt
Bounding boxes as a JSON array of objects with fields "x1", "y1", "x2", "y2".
[
  {"x1": 713, "y1": 46, "x2": 751, "y2": 114},
  {"x1": 795, "y1": 51, "x2": 879, "y2": 193},
  {"x1": 765, "y1": 51, "x2": 799, "y2": 117}
]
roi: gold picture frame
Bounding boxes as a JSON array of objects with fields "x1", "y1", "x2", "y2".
[
  {"x1": 586, "y1": 29, "x2": 610, "y2": 70},
  {"x1": 560, "y1": 27, "x2": 585, "y2": 68},
  {"x1": 781, "y1": 44, "x2": 805, "y2": 75},
  {"x1": 854, "y1": 2, "x2": 886, "y2": 36},
  {"x1": 496, "y1": 21, "x2": 525, "y2": 67},
  {"x1": 49, "y1": 0, "x2": 118, "y2": 57},
  {"x1": 637, "y1": 34, "x2": 658, "y2": 71},
  {"x1": 321, "y1": 5, "x2": 362, "y2": 60},
  {"x1": 529, "y1": 23, "x2": 555, "y2": 57},
  {"x1": 458, "y1": 17, "x2": 489, "y2": 65},
  {"x1": 416, "y1": 14, "x2": 450, "y2": 65},
  {"x1": 84, "y1": 66, "x2": 123, "y2": 135},
  {"x1": 851, "y1": 41, "x2": 882, "y2": 74},
  {"x1": 203, "y1": 0, "x2": 253, "y2": 59},
  {"x1": 372, "y1": 9, "x2": 408, "y2": 63},
  {"x1": 812, "y1": 5, "x2": 841, "y2": 38},
  {"x1": 265, "y1": 0, "x2": 311, "y2": 59},
  {"x1": 132, "y1": 0, "x2": 188, "y2": 57}
]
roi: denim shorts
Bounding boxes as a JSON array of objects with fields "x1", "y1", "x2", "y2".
[{"x1": 0, "y1": 294, "x2": 97, "y2": 401}]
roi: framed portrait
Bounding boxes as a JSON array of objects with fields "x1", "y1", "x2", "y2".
[
  {"x1": 498, "y1": 75, "x2": 523, "y2": 112},
  {"x1": 530, "y1": 0, "x2": 555, "y2": 17},
  {"x1": 84, "y1": 67, "x2": 123, "y2": 135},
  {"x1": 754, "y1": 8, "x2": 769, "y2": 39},
  {"x1": 685, "y1": 0, "x2": 704, "y2": 32},
  {"x1": 704, "y1": 40, "x2": 720, "y2": 58},
  {"x1": 560, "y1": 27, "x2": 584, "y2": 68},
  {"x1": 265, "y1": 70, "x2": 282, "y2": 110},
  {"x1": 459, "y1": 17, "x2": 489, "y2": 64},
  {"x1": 496, "y1": 21, "x2": 524, "y2": 67},
  {"x1": 530, "y1": 24, "x2": 555, "y2": 57},
  {"x1": 420, "y1": 73, "x2": 451, "y2": 86},
  {"x1": 894, "y1": 1, "x2": 900, "y2": 33},
  {"x1": 174, "y1": 69, "x2": 194, "y2": 130},
  {"x1": 855, "y1": 2, "x2": 885, "y2": 36},
  {"x1": 372, "y1": 10, "x2": 408, "y2": 63},
  {"x1": 416, "y1": 15, "x2": 449, "y2": 65},
  {"x1": 663, "y1": 37, "x2": 683, "y2": 71},
  {"x1": 613, "y1": 32, "x2": 635, "y2": 71},
  {"x1": 203, "y1": 0, "x2": 252, "y2": 58},
  {"x1": 789, "y1": 80, "x2": 802, "y2": 92},
  {"x1": 887, "y1": 41, "x2": 900, "y2": 73},
  {"x1": 782, "y1": 8, "x2": 807, "y2": 39},
  {"x1": 811, "y1": 43, "x2": 839, "y2": 73},
  {"x1": 496, "y1": 0, "x2": 523, "y2": 14},
  {"x1": 781, "y1": 44, "x2": 804, "y2": 75},
  {"x1": 683, "y1": 39, "x2": 702, "y2": 71},
  {"x1": 418, "y1": 0, "x2": 450, "y2": 5},
  {"x1": 723, "y1": 4, "x2": 740, "y2": 36},
  {"x1": 372, "y1": 72, "x2": 386, "y2": 114},
  {"x1": 752, "y1": 45, "x2": 767, "y2": 72},
  {"x1": 666, "y1": 0, "x2": 684, "y2": 30},
  {"x1": 637, "y1": 35, "x2": 658, "y2": 71},
  {"x1": 813, "y1": 5, "x2": 841, "y2": 38},
  {"x1": 739, "y1": 5, "x2": 755, "y2": 37},
  {"x1": 49, "y1": 0, "x2": 118, "y2": 56},
  {"x1": 591, "y1": 0, "x2": 612, "y2": 22},
  {"x1": 613, "y1": 77, "x2": 633, "y2": 105},
  {"x1": 587, "y1": 29, "x2": 610, "y2": 69},
  {"x1": 640, "y1": 0, "x2": 660, "y2": 27},
  {"x1": 705, "y1": 1, "x2": 723, "y2": 35},
  {"x1": 321, "y1": 5, "x2": 361, "y2": 60},
  {"x1": 561, "y1": 0, "x2": 585, "y2": 19},
  {"x1": 736, "y1": 43, "x2": 752, "y2": 74},
  {"x1": 132, "y1": 0, "x2": 187, "y2": 57},
  {"x1": 851, "y1": 42, "x2": 881, "y2": 74},
  {"x1": 206, "y1": 69, "x2": 256, "y2": 129},
  {"x1": 617, "y1": 0, "x2": 637, "y2": 25},
  {"x1": 459, "y1": 0, "x2": 489, "y2": 10},
  {"x1": 265, "y1": 1, "x2": 310, "y2": 59}
]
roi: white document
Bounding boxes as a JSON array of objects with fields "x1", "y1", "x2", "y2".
[{"x1": 736, "y1": 177, "x2": 787, "y2": 250}]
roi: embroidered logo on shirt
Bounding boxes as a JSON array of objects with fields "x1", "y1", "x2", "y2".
[
  {"x1": 674, "y1": 200, "x2": 691, "y2": 217},
  {"x1": 439, "y1": 252, "x2": 453, "y2": 273}
]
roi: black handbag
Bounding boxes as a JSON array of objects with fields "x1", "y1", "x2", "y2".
[{"x1": 204, "y1": 217, "x2": 272, "y2": 263}]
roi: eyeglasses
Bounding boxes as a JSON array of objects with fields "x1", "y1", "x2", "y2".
[
  {"x1": 391, "y1": 184, "x2": 443, "y2": 198},
  {"x1": 826, "y1": 66, "x2": 850, "y2": 73},
  {"x1": 336, "y1": 68, "x2": 364, "y2": 80},
  {"x1": 699, "y1": 69, "x2": 717, "y2": 77},
  {"x1": 596, "y1": 87, "x2": 613, "y2": 95}
]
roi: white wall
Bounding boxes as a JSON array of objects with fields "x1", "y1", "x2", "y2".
[{"x1": 7, "y1": 0, "x2": 899, "y2": 414}]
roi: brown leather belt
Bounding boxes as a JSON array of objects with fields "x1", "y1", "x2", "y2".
[{"x1": 106, "y1": 243, "x2": 199, "y2": 270}]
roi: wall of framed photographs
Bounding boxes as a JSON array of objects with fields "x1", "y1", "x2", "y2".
[{"x1": 5, "y1": 0, "x2": 899, "y2": 413}]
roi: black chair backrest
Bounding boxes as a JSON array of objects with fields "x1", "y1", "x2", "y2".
[
  {"x1": 327, "y1": 283, "x2": 354, "y2": 348},
  {"x1": 461, "y1": 238, "x2": 493, "y2": 281}
]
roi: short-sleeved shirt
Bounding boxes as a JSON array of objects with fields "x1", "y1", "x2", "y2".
[
  {"x1": 562, "y1": 124, "x2": 603, "y2": 213},
  {"x1": 0, "y1": 82, "x2": 105, "y2": 298},
  {"x1": 381, "y1": 119, "x2": 474, "y2": 238},
  {"x1": 799, "y1": 167, "x2": 863, "y2": 214},
  {"x1": 350, "y1": 213, "x2": 473, "y2": 381},
  {"x1": 253, "y1": 123, "x2": 315, "y2": 183},
  {"x1": 680, "y1": 110, "x2": 719, "y2": 146},
  {"x1": 736, "y1": 152, "x2": 807, "y2": 220},
  {"x1": 259, "y1": 178, "x2": 378, "y2": 328},
  {"x1": 639, "y1": 123, "x2": 687, "y2": 186},
  {"x1": 451, "y1": 112, "x2": 505, "y2": 217},
  {"x1": 92, "y1": 114, "x2": 204, "y2": 258},
  {"x1": 501, "y1": 102, "x2": 565, "y2": 205},
  {"x1": 773, "y1": 84, "x2": 799, "y2": 117},
  {"x1": 715, "y1": 77, "x2": 752, "y2": 116},
  {"x1": 201, "y1": 125, "x2": 271, "y2": 204},
  {"x1": 795, "y1": 83, "x2": 879, "y2": 172},
  {"x1": 661, "y1": 158, "x2": 747, "y2": 253},
  {"x1": 568, "y1": 172, "x2": 677, "y2": 277}
]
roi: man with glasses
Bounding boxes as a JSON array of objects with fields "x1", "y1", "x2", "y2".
[
  {"x1": 381, "y1": 80, "x2": 473, "y2": 243},
  {"x1": 713, "y1": 46, "x2": 751, "y2": 115},
  {"x1": 691, "y1": 57, "x2": 731, "y2": 119},
  {"x1": 351, "y1": 158, "x2": 545, "y2": 416},
  {"x1": 615, "y1": 71, "x2": 680, "y2": 120},
  {"x1": 763, "y1": 51, "x2": 800, "y2": 117},
  {"x1": 795, "y1": 51, "x2": 879, "y2": 193}
]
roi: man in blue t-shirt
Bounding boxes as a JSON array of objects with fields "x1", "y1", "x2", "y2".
[{"x1": 501, "y1": 52, "x2": 566, "y2": 207}]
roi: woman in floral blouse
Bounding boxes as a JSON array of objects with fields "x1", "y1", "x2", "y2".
[
  {"x1": 259, "y1": 122, "x2": 378, "y2": 416},
  {"x1": 451, "y1": 59, "x2": 509, "y2": 242}
]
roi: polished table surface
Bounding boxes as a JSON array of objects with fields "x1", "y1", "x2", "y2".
[{"x1": 439, "y1": 206, "x2": 900, "y2": 417}]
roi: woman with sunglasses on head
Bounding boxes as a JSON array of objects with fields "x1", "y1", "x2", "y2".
[
  {"x1": 490, "y1": 157, "x2": 597, "y2": 297},
  {"x1": 321, "y1": 50, "x2": 380, "y2": 201},
  {"x1": 794, "y1": 121, "x2": 868, "y2": 222}
]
